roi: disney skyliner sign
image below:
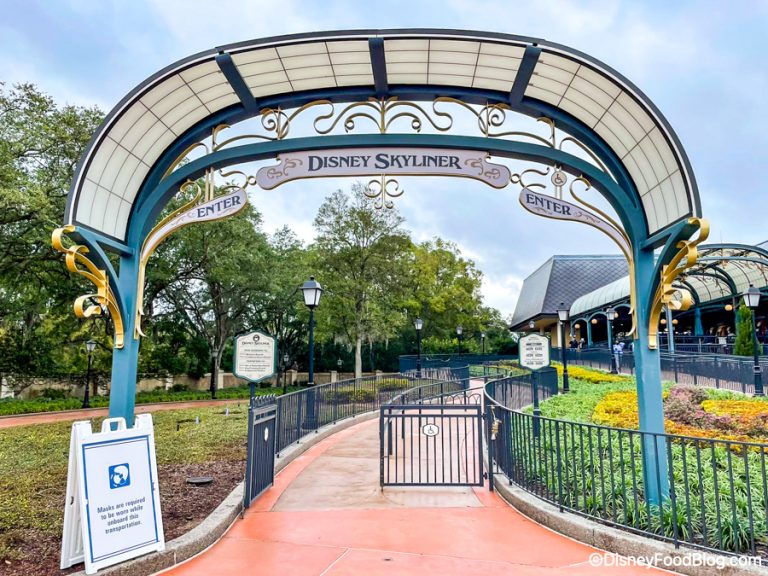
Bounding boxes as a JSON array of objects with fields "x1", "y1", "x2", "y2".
[{"x1": 59, "y1": 146, "x2": 632, "y2": 573}]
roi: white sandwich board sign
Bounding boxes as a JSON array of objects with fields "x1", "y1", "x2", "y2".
[
  {"x1": 233, "y1": 330, "x2": 277, "y2": 383},
  {"x1": 60, "y1": 414, "x2": 164, "y2": 574},
  {"x1": 519, "y1": 333, "x2": 551, "y2": 370}
]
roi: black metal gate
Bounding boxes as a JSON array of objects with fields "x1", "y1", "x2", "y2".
[
  {"x1": 380, "y1": 399, "x2": 484, "y2": 487},
  {"x1": 244, "y1": 395, "x2": 277, "y2": 508}
]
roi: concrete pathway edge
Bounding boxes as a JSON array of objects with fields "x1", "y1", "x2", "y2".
[
  {"x1": 67, "y1": 412, "x2": 378, "y2": 576},
  {"x1": 491, "y1": 472, "x2": 765, "y2": 576}
]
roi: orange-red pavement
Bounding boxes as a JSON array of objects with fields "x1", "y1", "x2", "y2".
[
  {"x1": 0, "y1": 399, "x2": 243, "y2": 428},
  {"x1": 159, "y1": 419, "x2": 678, "y2": 576}
]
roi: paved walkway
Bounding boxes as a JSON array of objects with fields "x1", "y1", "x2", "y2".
[
  {"x1": 0, "y1": 399, "x2": 242, "y2": 428},
  {"x1": 160, "y1": 419, "x2": 676, "y2": 576}
]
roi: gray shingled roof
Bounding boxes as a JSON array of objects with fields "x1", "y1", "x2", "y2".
[{"x1": 510, "y1": 255, "x2": 628, "y2": 329}]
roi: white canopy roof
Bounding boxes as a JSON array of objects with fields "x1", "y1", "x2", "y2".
[{"x1": 65, "y1": 29, "x2": 699, "y2": 243}]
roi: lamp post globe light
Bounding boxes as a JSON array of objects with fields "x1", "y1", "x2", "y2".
[
  {"x1": 456, "y1": 325, "x2": 463, "y2": 355},
  {"x1": 414, "y1": 317, "x2": 423, "y2": 378},
  {"x1": 83, "y1": 339, "x2": 97, "y2": 409},
  {"x1": 556, "y1": 303, "x2": 570, "y2": 393},
  {"x1": 606, "y1": 307, "x2": 618, "y2": 374},
  {"x1": 480, "y1": 332, "x2": 486, "y2": 355},
  {"x1": 744, "y1": 284, "x2": 764, "y2": 396},
  {"x1": 300, "y1": 276, "x2": 323, "y2": 429}
]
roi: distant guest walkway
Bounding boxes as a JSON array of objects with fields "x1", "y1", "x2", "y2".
[{"x1": 160, "y1": 419, "x2": 676, "y2": 576}]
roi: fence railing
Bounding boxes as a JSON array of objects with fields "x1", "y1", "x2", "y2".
[
  {"x1": 485, "y1": 373, "x2": 768, "y2": 557},
  {"x1": 274, "y1": 369, "x2": 468, "y2": 454},
  {"x1": 398, "y1": 354, "x2": 517, "y2": 373},
  {"x1": 568, "y1": 348, "x2": 765, "y2": 395}
]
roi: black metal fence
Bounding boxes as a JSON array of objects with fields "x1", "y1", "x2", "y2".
[
  {"x1": 485, "y1": 374, "x2": 768, "y2": 556},
  {"x1": 274, "y1": 370, "x2": 468, "y2": 455},
  {"x1": 398, "y1": 354, "x2": 517, "y2": 373},
  {"x1": 568, "y1": 348, "x2": 766, "y2": 395},
  {"x1": 244, "y1": 395, "x2": 277, "y2": 508}
]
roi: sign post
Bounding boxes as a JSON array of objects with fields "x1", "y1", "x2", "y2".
[
  {"x1": 519, "y1": 333, "x2": 552, "y2": 439},
  {"x1": 60, "y1": 415, "x2": 164, "y2": 574},
  {"x1": 233, "y1": 330, "x2": 277, "y2": 405}
]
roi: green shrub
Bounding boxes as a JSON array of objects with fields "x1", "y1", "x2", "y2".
[{"x1": 38, "y1": 388, "x2": 68, "y2": 400}]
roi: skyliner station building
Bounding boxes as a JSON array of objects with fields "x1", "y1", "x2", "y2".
[{"x1": 511, "y1": 243, "x2": 768, "y2": 353}]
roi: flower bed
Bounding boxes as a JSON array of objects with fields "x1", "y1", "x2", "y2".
[{"x1": 591, "y1": 386, "x2": 768, "y2": 445}]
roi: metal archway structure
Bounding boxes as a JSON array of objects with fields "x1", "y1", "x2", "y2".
[{"x1": 54, "y1": 29, "x2": 709, "y2": 502}]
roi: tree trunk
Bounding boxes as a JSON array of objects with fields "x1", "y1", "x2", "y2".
[{"x1": 355, "y1": 336, "x2": 363, "y2": 378}]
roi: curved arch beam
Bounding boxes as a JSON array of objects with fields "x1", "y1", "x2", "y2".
[{"x1": 127, "y1": 133, "x2": 643, "y2": 247}]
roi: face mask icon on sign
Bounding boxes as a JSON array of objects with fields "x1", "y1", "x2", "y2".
[{"x1": 108, "y1": 464, "x2": 130, "y2": 489}]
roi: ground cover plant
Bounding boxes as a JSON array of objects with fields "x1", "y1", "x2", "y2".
[
  {"x1": 522, "y1": 366, "x2": 768, "y2": 554},
  {"x1": 0, "y1": 406, "x2": 248, "y2": 576}
]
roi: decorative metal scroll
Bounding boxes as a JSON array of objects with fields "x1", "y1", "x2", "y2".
[
  {"x1": 648, "y1": 218, "x2": 711, "y2": 349},
  {"x1": 51, "y1": 226, "x2": 125, "y2": 349},
  {"x1": 134, "y1": 169, "x2": 249, "y2": 338},
  {"x1": 513, "y1": 167, "x2": 638, "y2": 340}
]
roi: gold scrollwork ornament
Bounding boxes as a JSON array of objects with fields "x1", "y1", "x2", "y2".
[
  {"x1": 51, "y1": 226, "x2": 125, "y2": 348},
  {"x1": 364, "y1": 175, "x2": 404, "y2": 210},
  {"x1": 647, "y1": 217, "x2": 710, "y2": 349}
]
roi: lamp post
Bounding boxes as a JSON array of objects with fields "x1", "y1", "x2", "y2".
[
  {"x1": 83, "y1": 339, "x2": 96, "y2": 409},
  {"x1": 607, "y1": 307, "x2": 618, "y2": 374},
  {"x1": 282, "y1": 353, "x2": 290, "y2": 395},
  {"x1": 744, "y1": 284, "x2": 763, "y2": 396},
  {"x1": 301, "y1": 276, "x2": 323, "y2": 385},
  {"x1": 557, "y1": 303, "x2": 570, "y2": 393},
  {"x1": 481, "y1": 332, "x2": 486, "y2": 355},
  {"x1": 301, "y1": 276, "x2": 323, "y2": 428},
  {"x1": 456, "y1": 325, "x2": 463, "y2": 355},
  {"x1": 209, "y1": 345, "x2": 219, "y2": 399},
  {"x1": 414, "y1": 317, "x2": 423, "y2": 378}
]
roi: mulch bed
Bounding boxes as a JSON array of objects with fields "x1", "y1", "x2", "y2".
[{"x1": 0, "y1": 460, "x2": 244, "y2": 576}]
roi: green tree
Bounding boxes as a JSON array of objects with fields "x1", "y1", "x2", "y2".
[
  {"x1": 145, "y1": 187, "x2": 271, "y2": 376},
  {"x1": 402, "y1": 238, "x2": 489, "y2": 340},
  {"x1": 312, "y1": 185, "x2": 412, "y2": 377},
  {"x1": 0, "y1": 82, "x2": 106, "y2": 383},
  {"x1": 734, "y1": 303, "x2": 755, "y2": 356},
  {"x1": 244, "y1": 226, "x2": 310, "y2": 370}
]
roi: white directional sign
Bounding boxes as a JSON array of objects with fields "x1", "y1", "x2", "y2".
[
  {"x1": 61, "y1": 415, "x2": 164, "y2": 574},
  {"x1": 518, "y1": 188, "x2": 631, "y2": 257},
  {"x1": 233, "y1": 330, "x2": 277, "y2": 383},
  {"x1": 255, "y1": 147, "x2": 512, "y2": 189},
  {"x1": 519, "y1": 333, "x2": 551, "y2": 370}
]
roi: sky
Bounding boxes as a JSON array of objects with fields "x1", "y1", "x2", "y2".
[{"x1": 2, "y1": 0, "x2": 768, "y2": 318}]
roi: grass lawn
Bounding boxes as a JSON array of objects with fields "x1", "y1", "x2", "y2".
[
  {"x1": 0, "y1": 385, "x2": 302, "y2": 416},
  {"x1": 0, "y1": 404, "x2": 249, "y2": 575}
]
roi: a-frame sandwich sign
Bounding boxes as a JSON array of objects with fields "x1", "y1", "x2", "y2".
[{"x1": 60, "y1": 414, "x2": 165, "y2": 574}]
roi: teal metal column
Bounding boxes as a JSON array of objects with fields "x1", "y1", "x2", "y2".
[
  {"x1": 632, "y1": 247, "x2": 669, "y2": 504},
  {"x1": 586, "y1": 321, "x2": 593, "y2": 347},
  {"x1": 108, "y1": 254, "x2": 140, "y2": 427},
  {"x1": 694, "y1": 307, "x2": 703, "y2": 336},
  {"x1": 665, "y1": 307, "x2": 675, "y2": 353}
]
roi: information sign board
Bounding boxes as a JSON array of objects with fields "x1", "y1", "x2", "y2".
[
  {"x1": 519, "y1": 333, "x2": 551, "y2": 370},
  {"x1": 233, "y1": 330, "x2": 277, "y2": 383}
]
